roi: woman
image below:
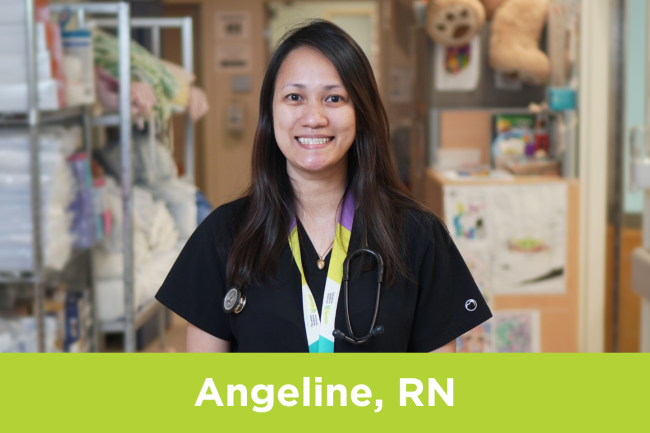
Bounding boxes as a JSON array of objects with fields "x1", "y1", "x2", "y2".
[{"x1": 156, "y1": 20, "x2": 491, "y2": 353}]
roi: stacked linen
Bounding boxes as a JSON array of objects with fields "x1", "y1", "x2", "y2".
[
  {"x1": 0, "y1": 127, "x2": 77, "y2": 272},
  {"x1": 94, "y1": 177, "x2": 181, "y2": 322},
  {"x1": 0, "y1": 0, "x2": 66, "y2": 112}
]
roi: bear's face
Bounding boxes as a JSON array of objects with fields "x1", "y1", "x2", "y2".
[{"x1": 426, "y1": 0, "x2": 486, "y2": 47}]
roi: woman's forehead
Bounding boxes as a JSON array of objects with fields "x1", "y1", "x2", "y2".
[{"x1": 275, "y1": 46, "x2": 345, "y2": 90}]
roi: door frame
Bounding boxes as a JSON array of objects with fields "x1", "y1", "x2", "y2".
[{"x1": 578, "y1": 0, "x2": 611, "y2": 352}]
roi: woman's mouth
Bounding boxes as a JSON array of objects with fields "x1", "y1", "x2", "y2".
[{"x1": 296, "y1": 136, "x2": 334, "y2": 146}]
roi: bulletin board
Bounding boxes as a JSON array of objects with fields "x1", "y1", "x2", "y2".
[{"x1": 424, "y1": 169, "x2": 580, "y2": 353}]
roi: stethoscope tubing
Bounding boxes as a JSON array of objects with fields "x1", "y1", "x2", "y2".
[
  {"x1": 225, "y1": 247, "x2": 386, "y2": 346},
  {"x1": 336, "y1": 248, "x2": 385, "y2": 344}
]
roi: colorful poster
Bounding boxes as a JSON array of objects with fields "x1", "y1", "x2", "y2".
[
  {"x1": 434, "y1": 35, "x2": 481, "y2": 91},
  {"x1": 457, "y1": 321, "x2": 493, "y2": 353},
  {"x1": 493, "y1": 310, "x2": 541, "y2": 353},
  {"x1": 444, "y1": 186, "x2": 489, "y2": 243},
  {"x1": 489, "y1": 184, "x2": 567, "y2": 295}
]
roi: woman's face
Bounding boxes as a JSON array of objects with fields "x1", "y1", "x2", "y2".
[{"x1": 273, "y1": 46, "x2": 356, "y2": 177}]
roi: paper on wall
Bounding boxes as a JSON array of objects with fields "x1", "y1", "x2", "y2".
[
  {"x1": 214, "y1": 11, "x2": 251, "y2": 40},
  {"x1": 214, "y1": 44, "x2": 252, "y2": 73},
  {"x1": 389, "y1": 66, "x2": 413, "y2": 103},
  {"x1": 493, "y1": 310, "x2": 541, "y2": 353},
  {"x1": 489, "y1": 184, "x2": 567, "y2": 295},
  {"x1": 457, "y1": 320, "x2": 493, "y2": 353},
  {"x1": 434, "y1": 35, "x2": 480, "y2": 91},
  {"x1": 444, "y1": 183, "x2": 567, "y2": 296},
  {"x1": 444, "y1": 186, "x2": 489, "y2": 244}
]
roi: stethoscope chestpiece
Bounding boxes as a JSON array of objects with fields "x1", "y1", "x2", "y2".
[{"x1": 223, "y1": 286, "x2": 246, "y2": 314}]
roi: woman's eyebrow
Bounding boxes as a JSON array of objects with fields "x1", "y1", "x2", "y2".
[
  {"x1": 283, "y1": 82, "x2": 305, "y2": 89},
  {"x1": 281, "y1": 83, "x2": 343, "y2": 90}
]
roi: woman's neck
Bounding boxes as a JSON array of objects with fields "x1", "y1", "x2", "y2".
[{"x1": 288, "y1": 161, "x2": 347, "y2": 252}]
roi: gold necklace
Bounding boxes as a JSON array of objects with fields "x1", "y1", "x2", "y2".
[{"x1": 317, "y1": 238, "x2": 335, "y2": 270}]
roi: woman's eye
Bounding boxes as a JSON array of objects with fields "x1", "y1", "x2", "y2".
[
  {"x1": 288, "y1": 94, "x2": 302, "y2": 101},
  {"x1": 328, "y1": 95, "x2": 343, "y2": 103}
]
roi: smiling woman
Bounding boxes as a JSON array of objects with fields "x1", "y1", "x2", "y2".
[{"x1": 156, "y1": 20, "x2": 491, "y2": 353}]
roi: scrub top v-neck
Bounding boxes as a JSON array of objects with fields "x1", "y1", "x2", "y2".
[
  {"x1": 155, "y1": 197, "x2": 492, "y2": 352},
  {"x1": 294, "y1": 218, "x2": 333, "y2": 315}
]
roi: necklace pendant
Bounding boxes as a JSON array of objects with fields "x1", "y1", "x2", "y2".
[{"x1": 317, "y1": 259, "x2": 325, "y2": 270}]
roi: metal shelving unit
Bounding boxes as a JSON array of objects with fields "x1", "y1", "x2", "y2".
[
  {"x1": 47, "y1": 4, "x2": 195, "y2": 352},
  {"x1": 3, "y1": 1, "x2": 195, "y2": 353},
  {"x1": 0, "y1": 1, "x2": 103, "y2": 352},
  {"x1": 0, "y1": 1, "x2": 131, "y2": 353}
]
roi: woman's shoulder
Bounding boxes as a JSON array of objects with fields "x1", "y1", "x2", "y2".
[
  {"x1": 402, "y1": 205, "x2": 448, "y2": 240},
  {"x1": 196, "y1": 196, "x2": 249, "y2": 239}
]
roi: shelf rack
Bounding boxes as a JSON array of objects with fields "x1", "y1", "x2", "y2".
[
  {"x1": 0, "y1": 1, "x2": 131, "y2": 353},
  {"x1": 4, "y1": 2, "x2": 194, "y2": 353},
  {"x1": 90, "y1": 15, "x2": 194, "y2": 352},
  {"x1": 46, "y1": 4, "x2": 195, "y2": 352},
  {"x1": 0, "y1": 1, "x2": 115, "y2": 352}
]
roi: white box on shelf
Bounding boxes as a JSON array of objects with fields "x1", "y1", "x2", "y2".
[
  {"x1": 434, "y1": 148, "x2": 482, "y2": 170},
  {"x1": 0, "y1": 22, "x2": 47, "y2": 54},
  {"x1": 0, "y1": 50, "x2": 52, "y2": 84},
  {"x1": 0, "y1": 0, "x2": 26, "y2": 24},
  {"x1": 0, "y1": 79, "x2": 60, "y2": 112}
]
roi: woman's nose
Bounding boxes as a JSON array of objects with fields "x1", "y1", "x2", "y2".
[{"x1": 300, "y1": 102, "x2": 328, "y2": 128}]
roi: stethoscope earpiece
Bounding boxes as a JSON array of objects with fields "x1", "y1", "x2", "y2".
[{"x1": 223, "y1": 286, "x2": 246, "y2": 314}]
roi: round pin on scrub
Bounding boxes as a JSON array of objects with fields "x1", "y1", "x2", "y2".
[{"x1": 223, "y1": 286, "x2": 246, "y2": 314}]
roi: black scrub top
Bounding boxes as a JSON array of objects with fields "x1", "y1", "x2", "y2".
[{"x1": 155, "y1": 198, "x2": 491, "y2": 352}]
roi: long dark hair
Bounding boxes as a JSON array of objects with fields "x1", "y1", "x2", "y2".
[{"x1": 227, "y1": 19, "x2": 431, "y2": 288}]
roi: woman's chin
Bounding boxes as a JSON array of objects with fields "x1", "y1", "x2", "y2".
[{"x1": 294, "y1": 156, "x2": 330, "y2": 173}]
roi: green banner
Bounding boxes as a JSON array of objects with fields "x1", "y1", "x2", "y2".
[{"x1": 0, "y1": 354, "x2": 646, "y2": 431}]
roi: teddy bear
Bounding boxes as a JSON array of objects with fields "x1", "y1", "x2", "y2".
[{"x1": 426, "y1": 0, "x2": 550, "y2": 86}]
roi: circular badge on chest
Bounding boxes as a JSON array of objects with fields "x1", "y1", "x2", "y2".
[{"x1": 465, "y1": 299, "x2": 477, "y2": 312}]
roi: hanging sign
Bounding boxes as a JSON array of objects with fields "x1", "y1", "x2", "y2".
[
  {"x1": 214, "y1": 44, "x2": 252, "y2": 73},
  {"x1": 214, "y1": 11, "x2": 251, "y2": 40}
]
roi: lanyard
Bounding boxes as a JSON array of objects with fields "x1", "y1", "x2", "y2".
[{"x1": 288, "y1": 193, "x2": 355, "y2": 353}]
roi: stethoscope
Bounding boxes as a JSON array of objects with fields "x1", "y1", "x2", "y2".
[
  {"x1": 332, "y1": 248, "x2": 385, "y2": 344},
  {"x1": 223, "y1": 241, "x2": 385, "y2": 345}
]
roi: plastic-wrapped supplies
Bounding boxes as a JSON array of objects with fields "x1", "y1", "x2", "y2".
[
  {"x1": 93, "y1": 176, "x2": 181, "y2": 322},
  {"x1": 95, "y1": 133, "x2": 178, "y2": 186},
  {"x1": 150, "y1": 178, "x2": 197, "y2": 242},
  {"x1": 0, "y1": 127, "x2": 78, "y2": 272},
  {"x1": 95, "y1": 244, "x2": 182, "y2": 322},
  {"x1": 96, "y1": 133, "x2": 197, "y2": 242},
  {"x1": 0, "y1": 316, "x2": 58, "y2": 353}
]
